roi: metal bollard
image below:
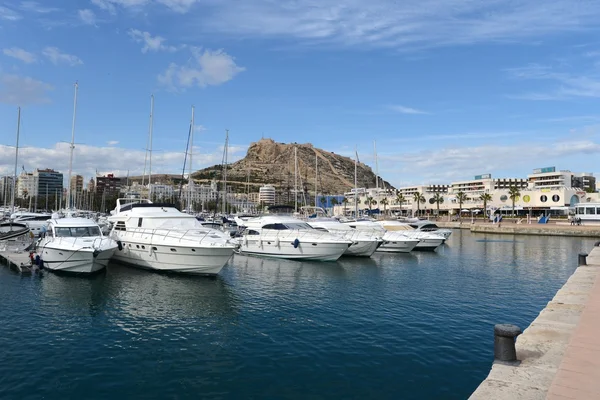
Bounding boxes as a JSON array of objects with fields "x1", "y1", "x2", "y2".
[
  {"x1": 595, "y1": 241, "x2": 600, "y2": 247},
  {"x1": 579, "y1": 253, "x2": 588, "y2": 265},
  {"x1": 494, "y1": 324, "x2": 521, "y2": 362}
]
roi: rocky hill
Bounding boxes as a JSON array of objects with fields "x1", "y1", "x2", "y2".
[{"x1": 192, "y1": 138, "x2": 393, "y2": 195}]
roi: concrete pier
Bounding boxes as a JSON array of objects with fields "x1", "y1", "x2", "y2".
[
  {"x1": 470, "y1": 245, "x2": 600, "y2": 399},
  {"x1": 0, "y1": 251, "x2": 33, "y2": 273},
  {"x1": 436, "y1": 221, "x2": 600, "y2": 238}
]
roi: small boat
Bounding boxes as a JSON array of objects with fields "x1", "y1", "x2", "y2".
[
  {"x1": 408, "y1": 221, "x2": 453, "y2": 241},
  {"x1": 341, "y1": 219, "x2": 420, "y2": 253},
  {"x1": 0, "y1": 221, "x2": 33, "y2": 251},
  {"x1": 36, "y1": 218, "x2": 118, "y2": 274}
]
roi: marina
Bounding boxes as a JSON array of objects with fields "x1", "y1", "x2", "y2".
[{"x1": 1, "y1": 230, "x2": 597, "y2": 399}]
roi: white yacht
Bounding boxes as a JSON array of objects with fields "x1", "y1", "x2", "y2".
[
  {"x1": 0, "y1": 221, "x2": 33, "y2": 251},
  {"x1": 408, "y1": 220, "x2": 452, "y2": 241},
  {"x1": 36, "y1": 218, "x2": 118, "y2": 274},
  {"x1": 341, "y1": 219, "x2": 420, "y2": 253},
  {"x1": 10, "y1": 212, "x2": 53, "y2": 237},
  {"x1": 376, "y1": 220, "x2": 445, "y2": 251},
  {"x1": 235, "y1": 215, "x2": 353, "y2": 261},
  {"x1": 306, "y1": 218, "x2": 383, "y2": 257},
  {"x1": 108, "y1": 198, "x2": 237, "y2": 275}
]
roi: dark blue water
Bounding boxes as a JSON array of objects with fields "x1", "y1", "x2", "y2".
[{"x1": 0, "y1": 230, "x2": 595, "y2": 400}]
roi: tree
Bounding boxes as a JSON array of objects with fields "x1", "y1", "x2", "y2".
[
  {"x1": 380, "y1": 198, "x2": 389, "y2": 216},
  {"x1": 480, "y1": 193, "x2": 492, "y2": 220},
  {"x1": 456, "y1": 191, "x2": 468, "y2": 221},
  {"x1": 432, "y1": 193, "x2": 444, "y2": 216},
  {"x1": 412, "y1": 192, "x2": 425, "y2": 217},
  {"x1": 320, "y1": 196, "x2": 327, "y2": 208},
  {"x1": 342, "y1": 197, "x2": 348, "y2": 215},
  {"x1": 396, "y1": 193, "x2": 405, "y2": 215},
  {"x1": 508, "y1": 186, "x2": 521, "y2": 217},
  {"x1": 331, "y1": 197, "x2": 339, "y2": 215},
  {"x1": 364, "y1": 196, "x2": 376, "y2": 214}
]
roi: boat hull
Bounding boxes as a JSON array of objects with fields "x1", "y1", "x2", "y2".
[
  {"x1": 376, "y1": 238, "x2": 420, "y2": 253},
  {"x1": 238, "y1": 239, "x2": 350, "y2": 261},
  {"x1": 413, "y1": 237, "x2": 445, "y2": 251},
  {"x1": 111, "y1": 241, "x2": 235, "y2": 275},
  {"x1": 343, "y1": 239, "x2": 381, "y2": 257},
  {"x1": 38, "y1": 247, "x2": 115, "y2": 273}
]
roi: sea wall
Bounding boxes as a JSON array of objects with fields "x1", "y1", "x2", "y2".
[
  {"x1": 469, "y1": 246, "x2": 600, "y2": 399},
  {"x1": 435, "y1": 221, "x2": 600, "y2": 238}
]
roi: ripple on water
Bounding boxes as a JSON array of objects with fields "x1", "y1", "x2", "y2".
[{"x1": 0, "y1": 231, "x2": 596, "y2": 400}]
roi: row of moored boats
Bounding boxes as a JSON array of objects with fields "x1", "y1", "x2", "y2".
[{"x1": 0, "y1": 197, "x2": 451, "y2": 275}]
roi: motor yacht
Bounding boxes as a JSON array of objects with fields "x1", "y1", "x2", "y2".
[
  {"x1": 408, "y1": 220, "x2": 452, "y2": 241},
  {"x1": 108, "y1": 197, "x2": 237, "y2": 275},
  {"x1": 376, "y1": 220, "x2": 445, "y2": 251},
  {"x1": 36, "y1": 218, "x2": 118, "y2": 274},
  {"x1": 10, "y1": 212, "x2": 53, "y2": 237},
  {"x1": 0, "y1": 221, "x2": 33, "y2": 251},
  {"x1": 306, "y1": 218, "x2": 383, "y2": 257},
  {"x1": 235, "y1": 215, "x2": 353, "y2": 261},
  {"x1": 341, "y1": 219, "x2": 420, "y2": 253}
]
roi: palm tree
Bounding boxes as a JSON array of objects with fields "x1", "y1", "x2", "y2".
[
  {"x1": 380, "y1": 198, "x2": 389, "y2": 216},
  {"x1": 456, "y1": 191, "x2": 468, "y2": 221},
  {"x1": 331, "y1": 197, "x2": 339, "y2": 214},
  {"x1": 364, "y1": 196, "x2": 375, "y2": 214},
  {"x1": 479, "y1": 193, "x2": 492, "y2": 220},
  {"x1": 342, "y1": 197, "x2": 348, "y2": 215},
  {"x1": 396, "y1": 193, "x2": 405, "y2": 215},
  {"x1": 412, "y1": 192, "x2": 425, "y2": 217},
  {"x1": 432, "y1": 193, "x2": 444, "y2": 216},
  {"x1": 320, "y1": 196, "x2": 327, "y2": 208},
  {"x1": 508, "y1": 186, "x2": 521, "y2": 217}
]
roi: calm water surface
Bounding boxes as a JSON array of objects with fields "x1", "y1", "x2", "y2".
[{"x1": 0, "y1": 230, "x2": 596, "y2": 399}]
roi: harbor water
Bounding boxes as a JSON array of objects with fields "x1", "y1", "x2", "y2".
[{"x1": 0, "y1": 230, "x2": 596, "y2": 399}]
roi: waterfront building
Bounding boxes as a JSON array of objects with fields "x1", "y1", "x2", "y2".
[
  {"x1": 527, "y1": 167, "x2": 595, "y2": 192},
  {"x1": 34, "y1": 169, "x2": 63, "y2": 200},
  {"x1": 96, "y1": 174, "x2": 123, "y2": 197},
  {"x1": 17, "y1": 171, "x2": 36, "y2": 198},
  {"x1": 70, "y1": 175, "x2": 84, "y2": 198},
  {"x1": 0, "y1": 176, "x2": 14, "y2": 205},
  {"x1": 259, "y1": 185, "x2": 276, "y2": 205}
]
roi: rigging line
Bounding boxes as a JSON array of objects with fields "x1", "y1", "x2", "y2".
[{"x1": 178, "y1": 123, "x2": 192, "y2": 201}]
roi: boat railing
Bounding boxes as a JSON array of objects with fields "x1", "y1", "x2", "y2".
[
  {"x1": 47, "y1": 236, "x2": 114, "y2": 250},
  {"x1": 117, "y1": 226, "x2": 229, "y2": 245},
  {"x1": 247, "y1": 229, "x2": 350, "y2": 243}
]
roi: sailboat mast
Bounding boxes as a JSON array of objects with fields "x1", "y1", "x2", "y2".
[
  {"x1": 374, "y1": 140, "x2": 379, "y2": 190},
  {"x1": 66, "y1": 82, "x2": 78, "y2": 210},
  {"x1": 11, "y1": 107, "x2": 21, "y2": 214},
  {"x1": 148, "y1": 95, "x2": 154, "y2": 199},
  {"x1": 189, "y1": 105, "x2": 195, "y2": 212},
  {"x1": 314, "y1": 153, "x2": 318, "y2": 208},
  {"x1": 294, "y1": 146, "x2": 298, "y2": 213},
  {"x1": 222, "y1": 129, "x2": 229, "y2": 214},
  {"x1": 354, "y1": 146, "x2": 358, "y2": 217}
]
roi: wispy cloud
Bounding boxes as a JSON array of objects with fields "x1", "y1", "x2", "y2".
[
  {"x1": 158, "y1": 47, "x2": 245, "y2": 91},
  {"x1": 107, "y1": 140, "x2": 119, "y2": 146},
  {"x1": 91, "y1": 0, "x2": 117, "y2": 14},
  {"x1": 19, "y1": 1, "x2": 59, "y2": 13},
  {"x1": 0, "y1": 5, "x2": 21, "y2": 20},
  {"x1": 0, "y1": 74, "x2": 53, "y2": 105},
  {"x1": 128, "y1": 29, "x2": 177, "y2": 53},
  {"x1": 78, "y1": 9, "x2": 96, "y2": 25},
  {"x1": 91, "y1": 0, "x2": 198, "y2": 14},
  {"x1": 42, "y1": 47, "x2": 83, "y2": 66},
  {"x1": 388, "y1": 105, "x2": 428, "y2": 115},
  {"x1": 507, "y1": 63, "x2": 600, "y2": 100},
  {"x1": 2, "y1": 47, "x2": 37, "y2": 64},
  {"x1": 391, "y1": 131, "x2": 527, "y2": 142},
  {"x1": 541, "y1": 116, "x2": 600, "y2": 123}
]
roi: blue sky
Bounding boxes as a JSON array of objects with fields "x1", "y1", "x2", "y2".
[{"x1": 1, "y1": 0, "x2": 600, "y2": 188}]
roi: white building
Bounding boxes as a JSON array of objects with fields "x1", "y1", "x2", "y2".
[
  {"x1": 0, "y1": 176, "x2": 14, "y2": 205},
  {"x1": 259, "y1": 185, "x2": 276, "y2": 205},
  {"x1": 17, "y1": 172, "x2": 37, "y2": 198},
  {"x1": 527, "y1": 167, "x2": 595, "y2": 191}
]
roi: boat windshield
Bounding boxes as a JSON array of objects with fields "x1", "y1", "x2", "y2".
[
  {"x1": 261, "y1": 222, "x2": 314, "y2": 230},
  {"x1": 55, "y1": 226, "x2": 101, "y2": 237},
  {"x1": 155, "y1": 217, "x2": 209, "y2": 230}
]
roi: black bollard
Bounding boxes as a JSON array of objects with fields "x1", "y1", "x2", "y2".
[
  {"x1": 595, "y1": 241, "x2": 600, "y2": 247},
  {"x1": 494, "y1": 324, "x2": 521, "y2": 362},
  {"x1": 579, "y1": 253, "x2": 588, "y2": 266}
]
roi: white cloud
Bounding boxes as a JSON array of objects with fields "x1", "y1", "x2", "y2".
[
  {"x1": 388, "y1": 105, "x2": 428, "y2": 115},
  {"x1": 0, "y1": 74, "x2": 53, "y2": 105},
  {"x1": 0, "y1": 142, "x2": 247, "y2": 180},
  {"x1": 507, "y1": 63, "x2": 600, "y2": 100},
  {"x1": 158, "y1": 47, "x2": 245, "y2": 90},
  {"x1": 91, "y1": 0, "x2": 117, "y2": 14},
  {"x1": 128, "y1": 29, "x2": 177, "y2": 53},
  {"x1": 107, "y1": 140, "x2": 119, "y2": 146},
  {"x1": 78, "y1": 9, "x2": 96, "y2": 25},
  {"x1": 19, "y1": 1, "x2": 59, "y2": 13},
  {"x1": 2, "y1": 47, "x2": 37, "y2": 64},
  {"x1": 42, "y1": 47, "x2": 83, "y2": 66},
  {"x1": 194, "y1": 125, "x2": 206, "y2": 132},
  {"x1": 0, "y1": 6, "x2": 21, "y2": 20},
  {"x1": 91, "y1": 0, "x2": 197, "y2": 14}
]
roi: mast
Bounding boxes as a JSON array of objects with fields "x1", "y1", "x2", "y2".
[
  {"x1": 354, "y1": 146, "x2": 358, "y2": 217},
  {"x1": 148, "y1": 95, "x2": 154, "y2": 200},
  {"x1": 222, "y1": 129, "x2": 229, "y2": 214},
  {"x1": 189, "y1": 105, "x2": 195, "y2": 212},
  {"x1": 11, "y1": 107, "x2": 20, "y2": 214},
  {"x1": 294, "y1": 146, "x2": 298, "y2": 213},
  {"x1": 374, "y1": 140, "x2": 379, "y2": 190},
  {"x1": 66, "y1": 82, "x2": 78, "y2": 210},
  {"x1": 314, "y1": 153, "x2": 318, "y2": 208}
]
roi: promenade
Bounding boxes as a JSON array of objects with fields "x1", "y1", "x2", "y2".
[
  {"x1": 470, "y1": 245, "x2": 600, "y2": 399},
  {"x1": 436, "y1": 220, "x2": 600, "y2": 238}
]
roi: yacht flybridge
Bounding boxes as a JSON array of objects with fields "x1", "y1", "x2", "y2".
[
  {"x1": 235, "y1": 215, "x2": 353, "y2": 261},
  {"x1": 108, "y1": 197, "x2": 237, "y2": 275},
  {"x1": 36, "y1": 218, "x2": 118, "y2": 274}
]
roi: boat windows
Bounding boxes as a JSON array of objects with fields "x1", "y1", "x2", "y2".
[
  {"x1": 586, "y1": 207, "x2": 596, "y2": 215},
  {"x1": 54, "y1": 226, "x2": 101, "y2": 237},
  {"x1": 247, "y1": 230, "x2": 260, "y2": 235},
  {"x1": 262, "y1": 223, "x2": 288, "y2": 230},
  {"x1": 114, "y1": 221, "x2": 126, "y2": 231},
  {"x1": 284, "y1": 222, "x2": 313, "y2": 230},
  {"x1": 138, "y1": 218, "x2": 143, "y2": 227}
]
